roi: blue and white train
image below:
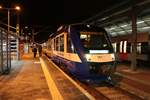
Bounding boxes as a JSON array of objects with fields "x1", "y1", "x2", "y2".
[{"x1": 44, "y1": 24, "x2": 116, "y2": 83}]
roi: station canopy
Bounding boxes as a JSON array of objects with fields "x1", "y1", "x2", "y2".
[
  {"x1": 82, "y1": 0, "x2": 150, "y2": 37},
  {"x1": 105, "y1": 15, "x2": 150, "y2": 37}
]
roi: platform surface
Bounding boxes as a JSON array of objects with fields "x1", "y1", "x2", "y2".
[
  {"x1": 116, "y1": 63, "x2": 150, "y2": 99},
  {"x1": 0, "y1": 52, "x2": 92, "y2": 100},
  {"x1": 0, "y1": 53, "x2": 51, "y2": 100}
]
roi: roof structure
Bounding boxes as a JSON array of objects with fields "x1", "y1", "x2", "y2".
[{"x1": 82, "y1": 0, "x2": 150, "y2": 37}]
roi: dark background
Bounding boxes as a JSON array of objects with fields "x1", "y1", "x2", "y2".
[{"x1": 0, "y1": 0, "x2": 123, "y2": 43}]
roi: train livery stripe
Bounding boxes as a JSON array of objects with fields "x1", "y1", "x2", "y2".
[
  {"x1": 40, "y1": 58, "x2": 63, "y2": 100},
  {"x1": 52, "y1": 51, "x2": 115, "y2": 63},
  {"x1": 53, "y1": 51, "x2": 81, "y2": 62},
  {"x1": 48, "y1": 58, "x2": 96, "y2": 100}
]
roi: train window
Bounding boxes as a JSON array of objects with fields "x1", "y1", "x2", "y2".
[
  {"x1": 53, "y1": 39, "x2": 56, "y2": 50},
  {"x1": 120, "y1": 41, "x2": 123, "y2": 53},
  {"x1": 141, "y1": 42, "x2": 148, "y2": 54},
  {"x1": 127, "y1": 42, "x2": 131, "y2": 53},
  {"x1": 60, "y1": 35, "x2": 64, "y2": 52},
  {"x1": 80, "y1": 34, "x2": 87, "y2": 39},
  {"x1": 116, "y1": 43, "x2": 120, "y2": 53},
  {"x1": 80, "y1": 34, "x2": 89, "y2": 48},
  {"x1": 137, "y1": 43, "x2": 141, "y2": 54},
  {"x1": 112, "y1": 43, "x2": 117, "y2": 53},
  {"x1": 51, "y1": 39, "x2": 54, "y2": 50},
  {"x1": 80, "y1": 32, "x2": 113, "y2": 53},
  {"x1": 123, "y1": 41, "x2": 127, "y2": 53},
  {"x1": 56, "y1": 37, "x2": 59, "y2": 51},
  {"x1": 48, "y1": 42, "x2": 51, "y2": 50}
]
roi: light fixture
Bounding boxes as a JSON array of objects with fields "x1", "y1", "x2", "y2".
[{"x1": 15, "y1": 6, "x2": 21, "y2": 11}]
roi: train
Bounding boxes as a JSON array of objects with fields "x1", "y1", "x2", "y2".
[
  {"x1": 111, "y1": 32, "x2": 150, "y2": 66},
  {"x1": 43, "y1": 24, "x2": 116, "y2": 84}
]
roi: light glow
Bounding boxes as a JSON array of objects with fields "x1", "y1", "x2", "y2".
[
  {"x1": 120, "y1": 41, "x2": 123, "y2": 53},
  {"x1": 86, "y1": 24, "x2": 90, "y2": 27},
  {"x1": 137, "y1": 21, "x2": 144, "y2": 24},
  {"x1": 110, "y1": 27, "x2": 115, "y2": 30},
  {"x1": 124, "y1": 41, "x2": 127, "y2": 53},
  {"x1": 89, "y1": 50, "x2": 109, "y2": 54},
  {"x1": 15, "y1": 6, "x2": 21, "y2": 11},
  {"x1": 141, "y1": 27, "x2": 150, "y2": 29},
  {"x1": 80, "y1": 34, "x2": 87, "y2": 39},
  {"x1": 85, "y1": 54, "x2": 91, "y2": 59},
  {"x1": 120, "y1": 25, "x2": 127, "y2": 27},
  {"x1": 111, "y1": 54, "x2": 115, "y2": 60}
]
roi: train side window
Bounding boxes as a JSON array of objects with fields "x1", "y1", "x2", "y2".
[
  {"x1": 60, "y1": 35, "x2": 64, "y2": 52},
  {"x1": 123, "y1": 41, "x2": 127, "y2": 53},
  {"x1": 52, "y1": 39, "x2": 54, "y2": 50},
  {"x1": 48, "y1": 41, "x2": 51, "y2": 50},
  {"x1": 116, "y1": 43, "x2": 120, "y2": 53},
  {"x1": 54, "y1": 39, "x2": 56, "y2": 50},
  {"x1": 120, "y1": 41, "x2": 123, "y2": 53},
  {"x1": 56, "y1": 37, "x2": 59, "y2": 51},
  {"x1": 112, "y1": 43, "x2": 117, "y2": 53},
  {"x1": 127, "y1": 43, "x2": 131, "y2": 53},
  {"x1": 137, "y1": 43, "x2": 141, "y2": 54},
  {"x1": 141, "y1": 42, "x2": 148, "y2": 54}
]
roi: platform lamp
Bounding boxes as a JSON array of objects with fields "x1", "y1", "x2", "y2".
[
  {"x1": 15, "y1": 6, "x2": 21, "y2": 60},
  {"x1": 0, "y1": 5, "x2": 21, "y2": 71}
]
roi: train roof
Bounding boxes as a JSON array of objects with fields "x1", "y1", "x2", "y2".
[
  {"x1": 50, "y1": 24, "x2": 107, "y2": 38},
  {"x1": 70, "y1": 24, "x2": 106, "y2": 32}
]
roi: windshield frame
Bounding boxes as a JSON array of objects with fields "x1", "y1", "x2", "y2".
[{"x1": 80, "y1": 31, "x2": 113, "y2": 54}]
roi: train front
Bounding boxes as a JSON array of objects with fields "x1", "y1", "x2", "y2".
[{"x1": 70, "y1": 25, "x2": 116, "y2": 83}]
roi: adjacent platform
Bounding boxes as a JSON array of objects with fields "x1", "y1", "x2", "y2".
[{"x1": 116, "y1": 64, "x2": 150, "y2": 99}]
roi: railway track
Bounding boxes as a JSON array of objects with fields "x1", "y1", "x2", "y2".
[
  {"x1": 95, "y1": 85, "x2": 144, "y2": 100},
  {"x1": 61, "y1": 68, "x2": 146, "y2": 100},
  {"x1": 45, "y1": 55, "x2": 145, "y2": 100},
  {"x1": 58, "y1": 65, "x2": 145, "y2": 100},
  {"x1": 75, "y1": 78, "x2": 145, "y2": 100}
]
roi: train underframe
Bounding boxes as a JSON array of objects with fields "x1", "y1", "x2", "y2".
[{"x1": 50, "y1": 55, "x2": 116, "y2": 84}]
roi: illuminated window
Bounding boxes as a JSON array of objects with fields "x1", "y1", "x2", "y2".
[
  {"x1": 120, "y1": 41, "x2": 123, "y2": 53},
  {"x1": 60, "y1": 35, "x2": 64, "y2": 51},
  {"x1": 56, "y1": 37, "x2": 59, "y2": 51},
  {"x1": 112, "y1": 43, "x2": 117, "y2": 53},
  {"x1": 80, "y1": 34, "x2": 87, "y2": 39},
  {"x1": 130, "y1": 45, "x2": 132, "y2": 53},
  {"x1": 137, "y1": 43, "x2": 141, "y2": 54},
  {"x1": 123, "y1": 41, "x2": 127, "y2": 53}
]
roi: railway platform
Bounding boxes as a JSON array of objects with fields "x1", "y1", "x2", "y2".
[
  {"x1": 0, "y1": 53, "x2": 51, "y2": 100},
  {"x1": 0, "y1": 52, "x2": 92, "y2": 100},
  {"x1": 115, "y1": 63, "x2": 150, "y2": 99},
  {"x1": 0, "y1": 51, "x2": 149, "y2": 100}
]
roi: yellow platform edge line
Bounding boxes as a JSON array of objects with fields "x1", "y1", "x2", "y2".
[
  {"x1": 40, "y1": 58, "x2": 63, "y2": 100},
  {"x1": 48, "y1": 59, "x2": 96, "y2": 100}
]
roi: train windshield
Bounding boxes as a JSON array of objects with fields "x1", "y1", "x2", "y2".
[{"x1": 80, "y1": 31, "x2": 113, "y2": 53}]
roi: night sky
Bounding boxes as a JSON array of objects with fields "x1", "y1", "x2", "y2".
[{"x1": 0, "y1": 0, "x2": 122, "y2": 43}]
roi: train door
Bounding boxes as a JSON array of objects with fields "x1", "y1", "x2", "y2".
[{"x1": 119, "y1": 40, "x2": 128, "y2": 61}]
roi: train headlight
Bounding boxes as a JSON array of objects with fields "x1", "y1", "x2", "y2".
[
  {"x1": 85, "y1": 54, "x2": 91, "y2": 61},
  {"x1": 111, "y1": 54, "x2": 115, "y2": 61}
]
